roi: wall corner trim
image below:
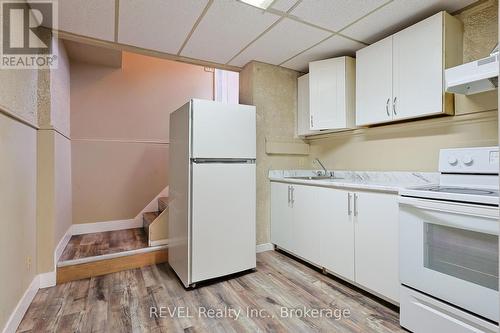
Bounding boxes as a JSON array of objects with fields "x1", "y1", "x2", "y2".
[{"x1": 256, "y1": 243, "x2": 274, "y2": 253}]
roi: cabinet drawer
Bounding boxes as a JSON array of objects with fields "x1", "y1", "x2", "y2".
[{"x1": 400, "y1": 286, "x2": 498, "y2": 333}]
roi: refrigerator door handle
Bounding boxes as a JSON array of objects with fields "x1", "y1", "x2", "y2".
[{"x1": 191, "y1": 158, "x2": 255, "y2": 164}]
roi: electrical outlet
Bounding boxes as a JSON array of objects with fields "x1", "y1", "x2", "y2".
[{"x1": 26, "y1": 256, "x2": 32, "y2": 272}]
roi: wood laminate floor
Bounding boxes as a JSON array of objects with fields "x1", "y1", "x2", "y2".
[
  {"x1": 60, "y1": 228, "x2": 148, "y2": 261},
  {"x1": 18, "y1": 251, "x2": 404, "y2": 333}
]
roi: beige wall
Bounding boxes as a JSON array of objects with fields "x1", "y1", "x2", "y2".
[
  {"x1": 0, "y1": 113, "x2": 37, "y2": 329},
  {"x1": 308, "y1": 0, "x2": 499, "y2": 172},
  {"x1": 239, "y1": 62, "x2": 308, "y2": 245},
  {"x1": 0, "y1": 31, "x2": 41, "y2": 328},
  {"x1": 0, "y1": 55, "x2": 40, "y2": 328},
  {"x1": 70, "y1": 52, "x2": 213, "y2": 224}
]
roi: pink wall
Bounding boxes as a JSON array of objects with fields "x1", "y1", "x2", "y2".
[{"x1": 71, "y1": 52, "x2": 213, "y2": 224}]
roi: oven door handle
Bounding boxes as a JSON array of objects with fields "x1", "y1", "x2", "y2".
[{"x1": 399, "y1": 197, "x2": 499, "y2": 220}]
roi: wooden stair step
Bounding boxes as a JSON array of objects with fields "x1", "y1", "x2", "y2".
[
  {"x1": 56, "y1": 248, "x2": 168, "y2": 284},
  {"x1": 143, "y1": 211, "x2": 159, "y2": 232},
  {"x1": 158, "y1": 196, "x2": 169, "y2": 213}
]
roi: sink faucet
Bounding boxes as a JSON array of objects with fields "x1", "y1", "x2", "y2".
[{"x1": 314, "y1": 158, "x2": 332, "y2": 177}]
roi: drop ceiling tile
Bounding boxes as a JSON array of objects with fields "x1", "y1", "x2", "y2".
[
  {"x1": 229, "y1": 18, "x2": 330, "y2": 67},
  {"x1": 181, "y1": 0, "x2": 280, "y2": 64},
  {"x1": 281, "y1": 35, "x2": 365, "y2": 72},
  {"x1": 59, "y1": 0, "x2": 115, "y2": 41},
  {"x1": 342, "y1": 0, "x2": 478, "y2": 44},
  {"x1": 289, "y1": 0, "x2": 388, "y2": 32},
  {"x1": 270, "y1": 0, "x2": 298, "y2": 12},
  {"x1": 118, "y1": 0, "x2": 208, "y2": 54}
]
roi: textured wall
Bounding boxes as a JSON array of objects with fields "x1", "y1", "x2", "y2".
[
  {"x1": 457, "y1": 0, "x2": 498, "y2": 63},
  {"x1": 0, "y1": 70, "x2": 39, "y2": 125},
  {"x1": 307, "y1": 0, "x2": 499, "y2": 172},
  {"x1": 70, "y1": 52, "x2": 213, "y2": 224},
  {"x1": 239, "y1": 62, "x2": 308, "y2": 245},
  {"x1": 50, "y1": 40, "x2": 71, "y2": 136}
]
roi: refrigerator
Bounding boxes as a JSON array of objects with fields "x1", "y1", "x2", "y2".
[{"x1": 168, "y1": 99, "x2": 256, "y2": 288}]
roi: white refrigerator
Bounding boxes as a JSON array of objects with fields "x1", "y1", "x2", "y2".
[{"x1": 168, "y1": 99, "x2": 256, "y2": 288}]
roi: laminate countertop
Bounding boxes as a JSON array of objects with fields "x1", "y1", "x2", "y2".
[{"x1": 269, "y1": 170, "x2": 439, "y2": 194}]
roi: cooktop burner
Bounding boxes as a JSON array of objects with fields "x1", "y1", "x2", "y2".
[{"x1": 426, "y1": 186, "x2": 498, "y2": 196}]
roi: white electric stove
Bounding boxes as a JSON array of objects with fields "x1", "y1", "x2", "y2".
[
  {"x1": 399, "y1": 146, "x2": 499, "y2": 333},
  {"x1": 400, "y1": 146, "x2": 499, "y2": 205}
]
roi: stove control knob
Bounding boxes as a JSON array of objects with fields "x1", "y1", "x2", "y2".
[
  {"x1": 462, "y1": 155, "x2": 473, "y2": 166},
  {"x1": 448, "y1": 157, "x2": 458, "y2": 165}
]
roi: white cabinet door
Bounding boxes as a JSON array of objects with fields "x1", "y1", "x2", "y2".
[
  {"x1": 271, "y1": 182, "x2": 294, "y2": 252},
  {"x1": 297, "y1": 74, "x2": 318, "y2": 136},
  {"x1": 319, "y1": 189, "x2": 355, "y2": 281},
  {"x1": 292, "y1": 184, "x2": 323, "y2": 264},
  {"x1": 354, "y1": 192, "x2": 399, "y2": 302},
  {"x1": 392, "y1": 13, "x2": 443, "y2": 121},
  {"x1": 309, "y1": 57, "x2": 351, "y2": 130},
  {"x1": 355, "y1": 37, "x2": 393, "y2": 126}
]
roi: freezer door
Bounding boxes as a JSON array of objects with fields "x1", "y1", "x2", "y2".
[
  {"x1": 191, "y1": 99, "x2": 256, "y2": 159},
  {"x1": 191, "y1": 162, "x2": 256, "y2": 283}
]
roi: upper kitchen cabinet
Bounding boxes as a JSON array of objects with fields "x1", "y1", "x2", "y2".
[
  {"x1": 356, "y1": 36, "x2": 393, "y2": 126},
  {"x1": 356, "y1": 12, "x2": 463, "y2": 126},
  {"x1": 309, "y1": 57, "x2": 356, "y2": 131},
  {"x1": 297, "y1": 74, "x2": 320, "y2": 137}
]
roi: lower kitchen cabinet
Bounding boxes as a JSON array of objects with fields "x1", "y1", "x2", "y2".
[
  {"x1": 354, "y1": 191, "x2": 400, "y2": 302},
  {"x1": 270, "y1": 182, "x2": 294, "y2": 253},
  {"x1": 293, "y1": 184, "x2": 333, "y2": 265},
  {"x1": 270, "y1": 182, "x2": 325, "y2": 264},
  {"x1": 319, "y1": 190, "x2": 354, "y2": 281},
  {"x1": 270, "y1": 181, "x2": 399, "y2": 303}
]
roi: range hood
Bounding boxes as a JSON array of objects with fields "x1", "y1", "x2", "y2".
[{"x1": 445, "y1": 45, "x2": 498, "y2": 95}]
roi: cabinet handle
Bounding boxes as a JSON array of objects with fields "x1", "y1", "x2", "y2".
[
  {"x1": 393, "y1": 97, "x2": 397, "y2": 115},
  {"x1": 347, "y1": 193, "x2": 352, "y2": 215},
  {"x1": 291, "y1": 186, "x2": 295, "y2": 207},
  {"x1": 353, "y1": 193, "x2": 358, "y2": 216},
  {"x1": 385, "y1": 98, "x2": 390, "y2": 117},
  {"x1": 310, "y1": 115, "x2": 314, "y2": 128}
]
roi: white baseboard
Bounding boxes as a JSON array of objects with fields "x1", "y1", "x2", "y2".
[
  {"x1": 256, "y1": 243, "x2": 274, "y2": 253},
  {"x1": 2, "y1": 275, "x2": 39, "y2": 333},
  {"x1": 38, "y1": 271, "x2": 56, "y2": 289},
  {"x1": 33, "y1": 227, "x2": 72, "y2": 291},
  {"x1": 54, "y1": 227, "x2": 72, "y2": 265},
  {"x1": 71, "y1": 218, "x2": 142, "y2": 235},
  {"x1": 149, "y1": 239, "x2": 169, "y2": 247}
]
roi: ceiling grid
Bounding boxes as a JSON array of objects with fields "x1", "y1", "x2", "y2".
[{"x1": 98, "y1": 0, "x2": 479, "y2": 71}]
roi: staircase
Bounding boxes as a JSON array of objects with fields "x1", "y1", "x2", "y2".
[
  {"x1": 143, "y1": 196, "x2": 169, "y2": 246},
  {"x1": 56, "y1": 195, "x2": 170, "y2": 284}
]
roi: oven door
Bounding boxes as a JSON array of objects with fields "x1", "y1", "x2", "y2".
[{"x1": 399, "y1": 196, "x2": 499, "y2": 322}]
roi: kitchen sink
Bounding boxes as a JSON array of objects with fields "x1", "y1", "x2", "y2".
[{"x1": 285, "y1": 176, "x2": 344, "y2": 181}]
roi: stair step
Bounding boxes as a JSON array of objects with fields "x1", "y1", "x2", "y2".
[
  {"x1": 158, "y1": 196, "x2": 169, "y2": 213},
  {"x1": 143, "y1": 211, "x2": 160, "y2": 234},
  {"x1": 56, "y1": 247, "x2": 168, "y2": 284}
]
